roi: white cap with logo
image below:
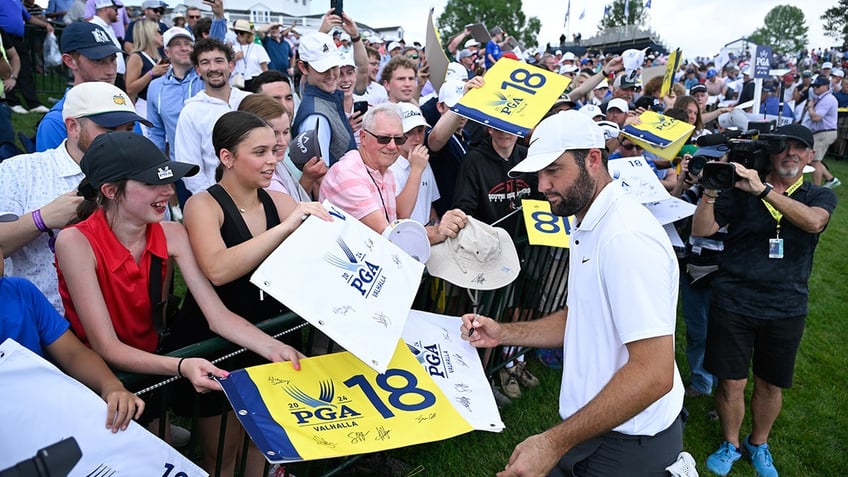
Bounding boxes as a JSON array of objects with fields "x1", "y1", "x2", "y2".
[
  {"x1": 509, "y1": 111, "x2": 605, "y2": 175},
  {"x1": 299, "y1": 31, "x2": 341, "y2": 73},
  {"x1": 438, "y1": 79, "x2": 466, "y2": 107},
  {"x1": 397, "y1": 102, "x2": 428, "y2": 133}
]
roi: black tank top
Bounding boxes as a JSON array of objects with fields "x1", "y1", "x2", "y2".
[{"x1": 170, "y1": 185, "x2": 299, "y2": 349}]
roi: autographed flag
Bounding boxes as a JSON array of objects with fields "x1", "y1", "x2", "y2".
[
  {"x1": 219, "y1": 341, "x2": 474, "y2": 463},
  {"x1": 251, "y1": 201, "x2": 424, "y2": 374}
]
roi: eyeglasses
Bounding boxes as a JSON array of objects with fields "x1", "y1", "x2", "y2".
[
  {"x1": 620, "y1": 143, "x2": 643, "y2": 151},
  {"x1": 364, "y1": 129, "x2": 407, "y2": 145}
]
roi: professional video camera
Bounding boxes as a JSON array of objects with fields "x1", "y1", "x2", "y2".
[{"x1": 693, "y1": 130, "x2": 789, "y2": 190}]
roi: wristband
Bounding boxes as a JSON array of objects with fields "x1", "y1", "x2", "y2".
[
  {"x1": 703, "y1": 192, "x2": 719, "y2": 199},
  {"x1": 350, "y1": 34, "x2": 361, "y2": 42},
  {"x1": 177, "y1": 357, "x2": 187, "y2": 377},
  {"x1": 148, "y1": 70, "x2": 154, "y2": 78},
  {"x1": 756, "y1": 184, "x2": 772, "y2": 199},
  {"x1": 32, "y1": 209, "x2": 56, "y2": 253}
]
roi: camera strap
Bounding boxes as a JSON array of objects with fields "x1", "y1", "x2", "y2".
[{"x1": 762, "y1": 176, "x2": 804, "y2": 230}]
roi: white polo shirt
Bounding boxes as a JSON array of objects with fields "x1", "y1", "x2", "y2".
[
  {"x1": 561, "y1": 184, "x2": 683, "y2": 436},
  {"x1": 0, "y1": 141, "x2": 82, "y2": 314}
]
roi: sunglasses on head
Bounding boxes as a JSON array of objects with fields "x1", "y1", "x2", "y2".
[{"x1": 365, "y1": 129, "x2": 407, "y2": 145}]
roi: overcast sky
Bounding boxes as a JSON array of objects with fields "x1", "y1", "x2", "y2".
[{"x1": 318, "y1": 0, "x2": 835, "y2": 59}]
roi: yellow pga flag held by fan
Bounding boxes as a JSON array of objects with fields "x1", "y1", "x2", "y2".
[
  {"x1": 521, "y1": 199, "x2": 574, "y2": 248},
  {"x1": 452, "y1": 58, "x2": 570, "y2": 137},
  {"x1": 620, "y1": 110, "x2": 695, "y2": 160},
  {"x1": 218, "y1": 341, "x2": 474, "y2": 463},
  {"x1": 662, "y1": 49, "x2": 682, "y2": 97}
]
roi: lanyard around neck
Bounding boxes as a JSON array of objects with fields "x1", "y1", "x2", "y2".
[{"x1": 762, "y1": 176, "x2": 804, "y2": 229}]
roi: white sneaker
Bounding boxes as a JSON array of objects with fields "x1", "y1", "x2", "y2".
[
  {"x1": 10, "y1": 105, "x2": 28, "y2": 114},
  {"x1": 824, "y1": 177, "x2": 842, "y2": 189},
  {"x1": 29, "y1": 105, "x2": 50, "y2": 114}
]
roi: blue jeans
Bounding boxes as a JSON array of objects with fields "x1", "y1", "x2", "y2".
[{"x1": 681, "y1": 276, "x2": 714, "y2": 394}]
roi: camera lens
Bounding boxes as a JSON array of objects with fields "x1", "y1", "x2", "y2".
[{"x1": 689, "y1": 156, "x2": 707, "y2": 176}]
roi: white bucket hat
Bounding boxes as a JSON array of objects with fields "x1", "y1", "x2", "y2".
[{"x1": 426, "y1": 217, "x2": 520, "y2": 290}]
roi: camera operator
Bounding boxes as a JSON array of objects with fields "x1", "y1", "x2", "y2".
[{"x1": 691, "y1": 124, "x2": 837, "y2": 477}]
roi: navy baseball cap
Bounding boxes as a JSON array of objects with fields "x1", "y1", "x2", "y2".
[{"x1": 60, "y1": 22, "x2": 121, "y2": 59}]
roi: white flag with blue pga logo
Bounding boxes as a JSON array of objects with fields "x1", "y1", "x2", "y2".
[
  {"x1": 0, "y1": 339, "x2": 206, "y2": 477},
  {"x1": 402, "y1": 310, "x2": 505, "y2": 432},
  {"x1": 251, "y1": 201, "x2": 425, "y2": 373}
]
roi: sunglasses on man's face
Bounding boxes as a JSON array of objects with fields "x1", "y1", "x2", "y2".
[
  {"x1": 365, "y1": 129, "x2": 407, "y2": 145},
  {"x1": 620, "y1": 142, "x2": 642, "y2": 151},
  {"x1": 153, "y1": 8, "x2": 165, "y2": 13},
  {"x1": 188, "y1": 14, "x2": 201, "y2": 19},
  {"x1": 406, "y1": 54, "x2": 419, "y2": 60}
]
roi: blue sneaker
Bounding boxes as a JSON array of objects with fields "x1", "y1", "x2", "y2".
[
  {"x1": 706, "y1": 441, "x2": 742, "y2": 476},
  {"x1": 744, "y1": 436, "x2": 779, "y2": 477}
]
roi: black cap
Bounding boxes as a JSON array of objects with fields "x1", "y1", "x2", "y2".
[
  {"x1": 812, "y1": 76, "x2": 830, "y2": 87},
  {"x1": 774, "y1": 124, "x2": 814, "y2": 149},
  {"x1": 690, "y1": 83, "x2": 707, "y2": 94},
  {"x1": 60, "y1": 21, "x2": 121, "y2": 59},
  {"x1": 81, "y1": 132, "x2": 198, "y2": 190},
  {"x1": 289, "y1": 125, "x2": 321, "y2": 171}
]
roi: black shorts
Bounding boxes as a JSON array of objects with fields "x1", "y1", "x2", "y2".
[{"x1": 704, "y1": 306, "x2": 805, "y2": 388}]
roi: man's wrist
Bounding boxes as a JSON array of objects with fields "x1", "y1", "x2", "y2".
[{"x1": 756, "y1": 184, "x2": 772, "y2": 200}]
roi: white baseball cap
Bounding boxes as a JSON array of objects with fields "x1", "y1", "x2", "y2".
[
  {"x1": 339, "y1": 51, "x2": 355, "y2": 69},
  {"x1": 562, "y1": 51, "x2": 576, "y2": 61},
  {"x1": 822, "y1": 61, "x2": 833, "y2": 69},
  {"x1": 464, "y1": 38, "x2": 480, "y2": 48},
  {"x1": 606, "y1": 98, "x2": 630, "y2": 114},
  {"x1": 594, "y1": 79, "x2": 610, "y2": 90},
  {"x1": 445, "y1": 62, "x2": 468, "y2": 82},
  {"x1": 438, "y1": 79, "x2": 466, "y2": 107},
  {"x1": 579, "y1": 104, "x2": 605, "y2": 120},
  {"x1": 62, "y1": 82, "x2": 152, "y2": 127},
  {"x1": 509, "y1": 111, "x2": 605, "y2": 175},
  {"x1": 832, "y1": 68, "x2": 845, "y2": 78},
  {"x1": 387, "y1": 41, "x2": 401, "y2": 52},
  {"x1": 299, "y1": 32, "x2": 341, "y2": 73},
  {"x1": 163, "y1": 26, "x2": 193, "y2": 47},
  {"x1": 397, "y1": 102, "x2": 428, "y2": 133}
]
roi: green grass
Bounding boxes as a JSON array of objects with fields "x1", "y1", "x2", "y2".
[{"x1": 385, "y1": 159, "x2": 848, "y2": 476}]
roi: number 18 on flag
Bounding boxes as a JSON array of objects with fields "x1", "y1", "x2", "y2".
[{"x1": 521, "y1": 199, "x2": 573, "y2": 248}]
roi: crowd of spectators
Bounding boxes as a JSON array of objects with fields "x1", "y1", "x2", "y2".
[{"x1": 0, "y1": 3, "x2": 842, "y2": 476}]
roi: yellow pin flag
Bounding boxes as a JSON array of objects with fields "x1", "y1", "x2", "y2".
[
  {"x1": 521, "y1": 199, "x2": 573, "y2": 248},
  {"x1": 452, "y1": 58, "x2": 570, "y2": 137},
  {"x1": 620, "y1": 110, "x2": 695, "y2": 160}
]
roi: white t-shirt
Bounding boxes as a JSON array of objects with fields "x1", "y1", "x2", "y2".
[
  {"x1": 561, "y1": 184, "x2": 684, "y2": 436},
  {"x1": 389, "y1": 156, "x2": 440, "y2": 225},
  {"x1": 232, "y1": 41, "x2": 270, "y2": 80}
]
